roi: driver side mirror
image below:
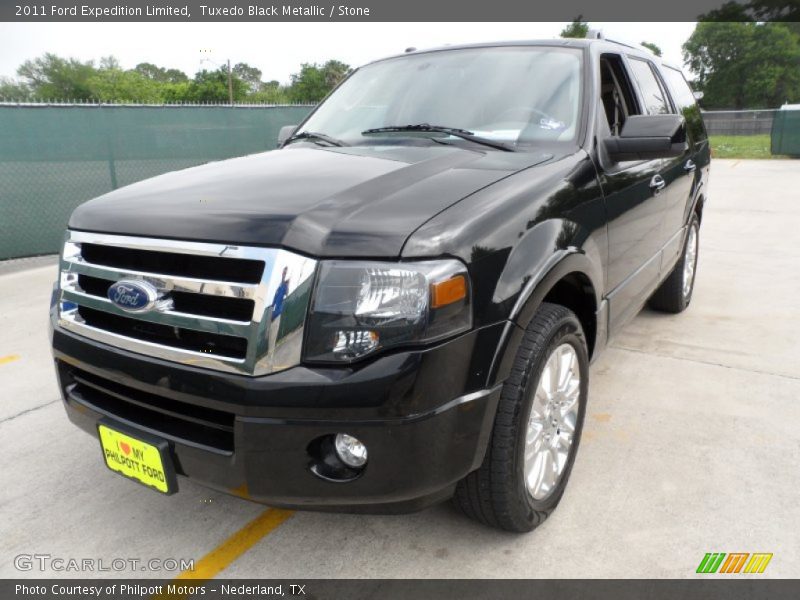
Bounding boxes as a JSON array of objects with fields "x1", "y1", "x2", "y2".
[
  {"x1": 277, "y1": 125, "x2": 298, "y2": 147},
  {"x1": 604, "y1": 114, "x2": 688, "y2": 162}
]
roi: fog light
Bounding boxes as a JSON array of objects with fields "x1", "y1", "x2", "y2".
[{"x1": 334, "y1": 433, "x2": 368, "y2": 468}]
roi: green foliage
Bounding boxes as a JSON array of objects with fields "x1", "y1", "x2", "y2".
[
  {"x1": 232, "y1": 63, "x2": 263, "y2": 94},
  {"x1": 247, "y1": 82, "x2": 292, "y2": 104},
  {"x1": 700, "y1": 1, "x2": 800, "y2": 35},
  {"x1": 641, "y1": 42, "x2": 662, "y2": 56},
  {"x1": 560, "y1": 18, "x2": 589, "y2": 39},
  {"x1": 0, "y1": 76, "x2": 30, "y2": 100},
  {"x1": 186, "y1": 68, "x2": 248, "y2": 103},
  {"x1": 7, "y1": 53, "x2": 350, "y2": 104},
  {"x1": 683, "y1": 22, "x2": 800, "y2": 109},
  {"x1": 87, "y1": 69, "x2": 164, "y2": 103},
  {"x1": 288, "y1": 60, "x2": 352, "y2": 103},
  {"x1": 17, "y1": 53, "x2": 96, "y2": 100},
  {"x1": 134, "y1": 62, "x2": 188, "y2": 83}
]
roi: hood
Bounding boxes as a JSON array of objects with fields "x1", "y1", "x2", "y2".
[{"x1": 69, "y1": 144, "x2": 553, "y2": 257}]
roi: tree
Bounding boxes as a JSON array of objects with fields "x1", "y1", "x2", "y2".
[
  {"x1": 247, "y1": 81, "x2": 291, "y2": 104},
  {"x1": 88, "y1": 69, "x2": 164, "y2": 103},
  {"x1": 99, "y1": 56, "x2": 121, "y2": 71},
  {"x1": 17, "y1": 53, "x2": 96, "y2": 100},
  {"x1": 700, "y1": 1, "x2": 800, "y2": 37},
  {"x1": 187, "y1": 67, "x2": 248, "y2": 103},
  {"x1": 232, "y1": 62, "x2": 263, "y2": 94},
  {"x1": 641, "y1": 42, "x2": 662, "y2": 56},
  {"x1": 683, "y1": 21, "x2": 800, "y2": 109},
  {"x1": 321, "y1": 60, "x2": 351, "y2": 88},
  {"x1": 0, "y1": 77, "x2": 29, "y2": 101},
  {"x1": 134, "y1": 62, "x2": 188, "y2": 83},
  {"x1": 560, "y1": 18, "x2": 589, "y2": 39},
  {"x1": 287, "y1": 60, "x2": 351, "y2": 103},
  {"x1": 9, "y1": 53, "x2": 353, "y2": 104}
]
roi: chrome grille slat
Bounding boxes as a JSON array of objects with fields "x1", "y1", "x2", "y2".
[
  {"x1": 61, "y1": 256, "x2": 260, "y2": 300},
  {"x1": 61, "y1": 289, "x2": 253, "y2": 336},
  {"x1": 57, "y1": 231, "x2": 318, "y2": 376},
  {"x1": 67, "y1": 231, "x2": 263, "y2": 258}
]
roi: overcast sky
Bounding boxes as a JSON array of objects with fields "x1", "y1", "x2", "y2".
[{"x1": 0, "y1": 22, "x2": 696, "y2": 83}]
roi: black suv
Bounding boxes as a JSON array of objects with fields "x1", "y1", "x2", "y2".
[{"x1": 51, "y1": 39, "x2": 709, "y2": 532}]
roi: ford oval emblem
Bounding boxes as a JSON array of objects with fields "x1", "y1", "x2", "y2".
[{"x1": 107, "y1": 280, "x2": 159, "y2": 313}]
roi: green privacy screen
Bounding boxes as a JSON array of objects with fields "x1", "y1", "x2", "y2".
[
  {"x1": 0, "y1": 104, "x2": 314, "y2": 260},
  {"x1": 771, "y1": 108, "x2": 800, "y2": 157}
]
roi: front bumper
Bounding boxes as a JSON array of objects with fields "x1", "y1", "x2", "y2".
[{"x1": 51, "y1": 320, "x2": 505, "y2": 513}]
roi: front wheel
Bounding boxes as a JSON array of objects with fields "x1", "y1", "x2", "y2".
[
  {"x1": 649, "y1": 215, "x2": 700, "y2": 313},
  {"x1": 453, "y1": 302, "x2": 589, "y2": 532}
]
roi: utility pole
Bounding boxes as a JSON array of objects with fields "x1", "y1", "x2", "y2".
[{"x1": 227, "y1": 59, "x2": 233, "y2": 106}]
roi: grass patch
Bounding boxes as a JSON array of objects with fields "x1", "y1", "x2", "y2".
[{"x1": 709, "y1": 134, "x2": 777, "y2": 159}]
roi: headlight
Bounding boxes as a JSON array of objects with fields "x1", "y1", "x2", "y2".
[{"x1": 304, "y1": 259, "x2": 471, "y2": 362}]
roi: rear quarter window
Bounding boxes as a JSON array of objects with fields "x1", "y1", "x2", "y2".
[
  {"x1": 627, "y1": 58, "x2": 671, "y2": 115},
  {"x1": 661, "y1": 66, "x2": 708, "y2": 142},
  {"x1": 661, "y1": 67, "x2": 697, "y2": 110}
]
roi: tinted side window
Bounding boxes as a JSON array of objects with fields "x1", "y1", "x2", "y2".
[
  {"x1": 661, "y1": 67, "x2": 696, "y2": 110},
  {"x1": 662, "y1": 66, "x2": 708, "y2": 142},
  {"x1": 627, "y1": 58, "x2": 671, "y2": 115}
]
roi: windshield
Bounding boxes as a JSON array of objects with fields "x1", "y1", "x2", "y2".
[{"x1": 296, "y1": 46, "x2": 584, "y2": 150}]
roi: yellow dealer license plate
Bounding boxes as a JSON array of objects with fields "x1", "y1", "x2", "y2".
[{"x1": 98, "y1": 423, "x2": 176, "y2": 494}]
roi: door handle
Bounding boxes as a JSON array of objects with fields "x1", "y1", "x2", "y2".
[
  {"x1": 684, "y1": 159, "x2": 697, "y2": 172},
  {"x1": 649, "y1": 174, "x2": 666, "y2": 194}
]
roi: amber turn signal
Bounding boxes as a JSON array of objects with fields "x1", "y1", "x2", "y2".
[{"x1": 431, "y1": 275, "x2": 467, "y2": 309}]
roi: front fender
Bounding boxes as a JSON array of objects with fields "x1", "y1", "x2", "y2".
[
  {"x1": 400, "y1": 151, "x2": 608, "y2": 389},
  {"x1": 493, "y1": 220, "x2": 604, "y2": 325},
  {"x1": 487, "y1": 242, "x2": 606, "y2": 388}
]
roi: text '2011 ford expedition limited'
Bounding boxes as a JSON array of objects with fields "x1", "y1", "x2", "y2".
[{"x1": 50, "y1": 38, "x2": 709, "y2": 532}]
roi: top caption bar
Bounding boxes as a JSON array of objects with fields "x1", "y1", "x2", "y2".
[{"x1": 1, "y1": 0, "x2": 794, "y2": 22}]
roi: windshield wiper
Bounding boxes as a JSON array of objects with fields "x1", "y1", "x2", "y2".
[
  {"x1": 361, "y1": 124, "x2": 514, "y2": 152},
  {"x1": 284, "y1": 131, "x2": 348, "y2": 147}
]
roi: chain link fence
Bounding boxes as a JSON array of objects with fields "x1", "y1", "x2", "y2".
[
  {"x1": 0, "y1": 103, "x2": 314, "y2": 260},
  {"x1": 701, "y1": 109, "x2": 776, "y2": 136}
]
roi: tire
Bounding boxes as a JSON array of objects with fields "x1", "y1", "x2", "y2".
[
  {"x1": 453, "y1": 302, "x2": 589, "y2": 532},
  {"x1": 648, "y1": 214, "x2": 700, "y2": 313}
]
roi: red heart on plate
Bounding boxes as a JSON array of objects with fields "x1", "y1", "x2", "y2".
[{"x1": 119, "y1": 441, "x2": 131, "y2": 456}]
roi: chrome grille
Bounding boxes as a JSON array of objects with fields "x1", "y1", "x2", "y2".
[{"x1": 57, "y1": 231, "x2": 318, "y2": 376}]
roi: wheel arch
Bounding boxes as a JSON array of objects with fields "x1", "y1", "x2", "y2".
[{"x1": 487, "y1": 251, "x2": 604, "y2": 388}]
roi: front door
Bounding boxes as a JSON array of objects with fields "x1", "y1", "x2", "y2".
[{"x1": 596, "y1": 53, "x2": 669, "y2": 334}]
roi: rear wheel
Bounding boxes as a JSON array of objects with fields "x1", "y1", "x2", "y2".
[
  {"x1": 648, "y1": 214, "x2": 700, "y2": 313},
  {"x1": 453, "y1": 302, "x2": 588, "y2": 532}
]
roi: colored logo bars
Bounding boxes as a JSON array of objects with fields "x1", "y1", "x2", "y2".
[{"x1": 696, "y1": 553, "x2": 773, "y2": 574}]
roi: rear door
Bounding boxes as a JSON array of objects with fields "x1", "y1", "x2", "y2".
[{"x1": 660, "y1": 65, "x2": 710, "y2": 269}]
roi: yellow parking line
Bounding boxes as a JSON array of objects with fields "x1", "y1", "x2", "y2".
[
  {"x1": 0, "y1": 354, "x2": 20, "y2": 366},
  {"x1": 177, "y1": 508, "x2": 294, "y2": 579},
  {"x1": 152, "y1": 508, "x2": 294, "y2": 599}
]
